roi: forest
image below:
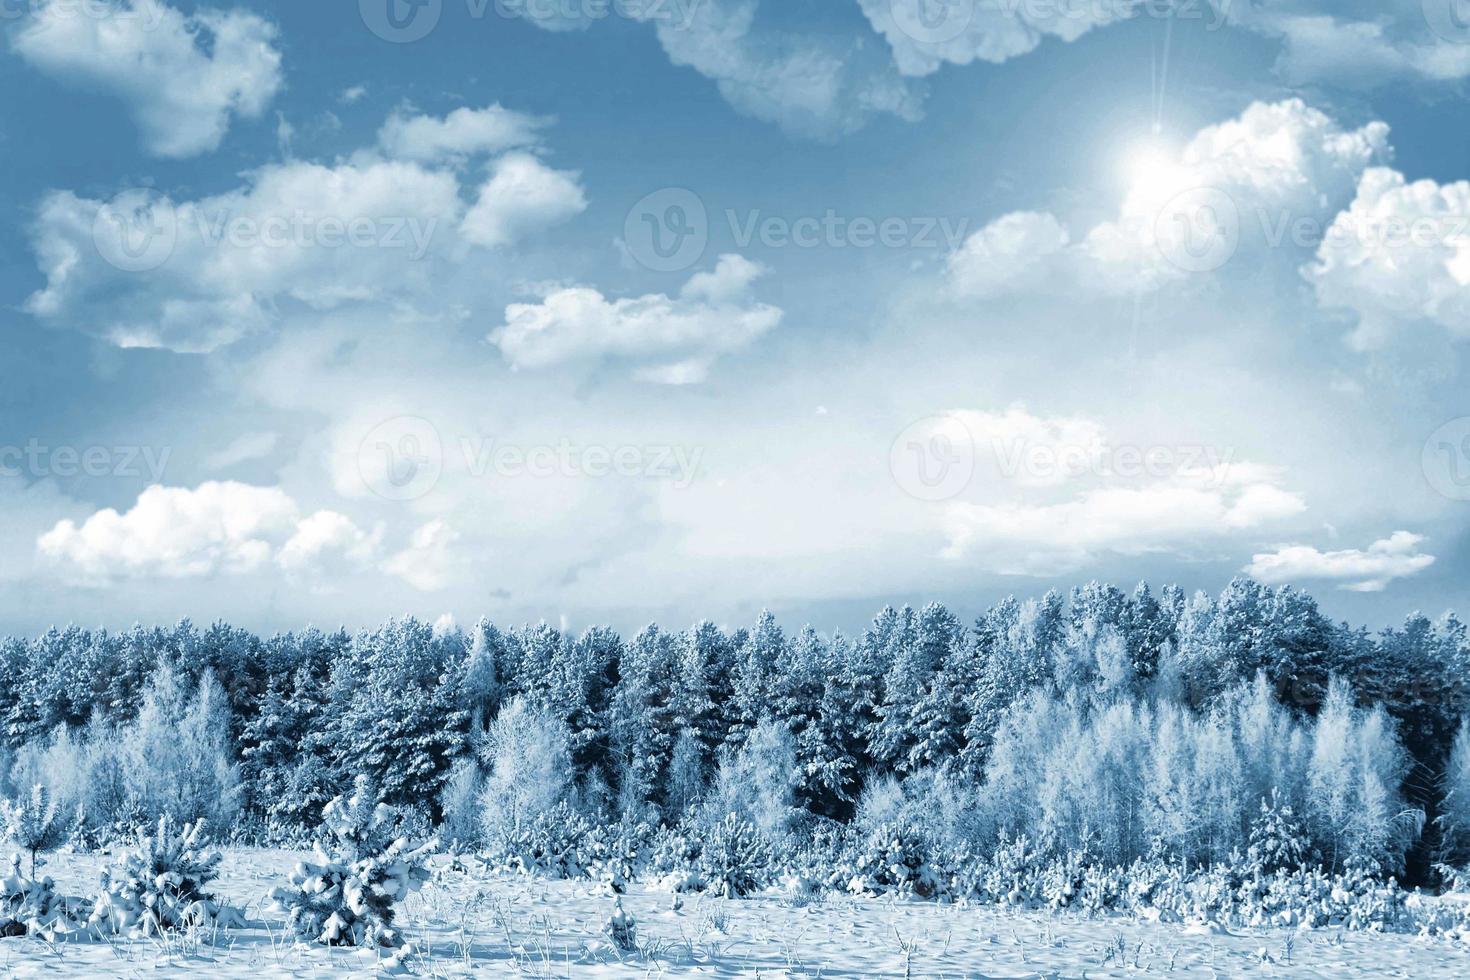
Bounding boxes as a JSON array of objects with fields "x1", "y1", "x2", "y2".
[{"x1": 3, "y1": 578, "x2": 1468, "y2": 900}]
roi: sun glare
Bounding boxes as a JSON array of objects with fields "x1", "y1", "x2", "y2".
[{"x1": 1124, "y1": 141, "x2": 1183, "y2": 191}]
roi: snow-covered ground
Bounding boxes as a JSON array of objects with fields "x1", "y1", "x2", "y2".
[{"x1": 3, "y1": 847, "x2": 1468, "y2": 978}]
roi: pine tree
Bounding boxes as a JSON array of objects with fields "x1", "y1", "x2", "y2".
[
  {"x1": 609, "y1": 625, "x2": 679, "y2": 817},
  {"x1": 269, "y1": 777, "x2": 434, "y2": 949},
  {"x1": 2, "y1": 785, "x2": 66, "y2": 878},
  {"x1": 90, "y1": 815, "x2": 242, "y2": 936}
]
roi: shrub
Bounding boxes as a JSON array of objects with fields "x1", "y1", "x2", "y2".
[
  {"x1": 269, "y1": 777, "x2": 434, "y2": 949},
  {"x1": 89, "y1": 815, "x2": 242, "y2": 937},
  {"x1": 698, "y1": 813, "x2": 771, "y2": 898},
  {"x1": 2, "y1": 785, "x2": 67, "y2": 878}
]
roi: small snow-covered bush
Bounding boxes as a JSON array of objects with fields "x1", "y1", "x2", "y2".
[
  {"x1": 603, "y1": 896, "x2": 637, "y2": 952},
  {"x1": 0, "y1": 855, "x2": 87, "y2": 940},
  {"x1": 647, "y1": 826, "x2": 703, "y2": 892},
  {"x1": 270, "y1": 777, "x2": 435, "y2": 949},
  {"x1": 582, "y1": 819, "x2": 654, "y2": 894},
  {"x1": 2, "y1": 785, "x2": 67, "y2": 878},
  {"x1": 838, "y1": 822, "x2": 939, "y2": 899},
  {"x1": 486, "y1": 799, "x2": 593, "y2": 879},
  {"x1": 89, "y1": 815, "x2": 242, "y2": 937},
  {"x1": 698, "y1": 813, "x2": 771, "y2": 898}
]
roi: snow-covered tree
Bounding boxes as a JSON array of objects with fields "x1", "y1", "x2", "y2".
[
  {"x1": 270, "y1": 777, "x2": 434, "y2": 950},
  {"x1": 704, "y1": 717, "x2": 799, "y2": 841},
  {"x1": 90, "y1": 815, "x2": 242, "y2": 936},
  {"x1": 2, "y1": 785, "x2": 66, "y2": 877},
  {"x1": 479, "y1": 697, "x2": 576, "y2": 843}
]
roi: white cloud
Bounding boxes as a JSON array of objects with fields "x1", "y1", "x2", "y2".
[
  {"x1": 382, "y1": 519, "x2": 462, "y2": 592},
  {"x1": 929, "y1": 407, "x2": 1306, "y2": 574},
  {"x1": 860, "y1": 0, "x2": 1133, "y2": 78},
  {"x1": 26, "y1": 109, "x2": 588, "y2": 352},
  {"x1": 9, "y1": 0, "x2": 283, "y2": 158},
  {"x1": 946, "y1": 212, "x2": 1070, "y2": 298},
  {"x1": 946, "y1": 99, "x2": 1390, "y2": 299},
  {"x1": 36, "y1": 482, "x2": 382, "y2": 584},
  {"x1": 204, "y1": 432, "x2": 278, "y2": 471},
  {"x1": 461, "y1": 152, "x2": 588, "y2": 248},
  {"x1": 507, "y1": 0, "x2": 923, "y2": 139},
  {"x1": 278, "y1": 510, "x2": 383, "y2": 575},
  {"x1": 1245, "y1": 531, "x2": 1436, "y2": 592},
  {"x1": 491, "y1": 254, "x2": 782, "y2": 382},
  {"x1": 861, "y1": 2, "x2": 1470, "y2": 90},
  {"x1": 1214, "y1": 1, "x2": 1470, "y2": 87},
  {"x1": 377, "y1": 104, "x2": 548, "y2": 165},
  {"x1": 1305, "y1": 167, "x2": 1470, "y2": 349}
]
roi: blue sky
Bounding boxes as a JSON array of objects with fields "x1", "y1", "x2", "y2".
[{"x1": 2, "y1": 0, "x2": 1469, "y2": 637}]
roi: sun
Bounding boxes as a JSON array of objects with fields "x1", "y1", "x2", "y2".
[{"x1": 1123, "y1": 140, "x2": 1184, "y2": 191}]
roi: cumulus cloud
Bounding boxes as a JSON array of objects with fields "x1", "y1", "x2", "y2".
[
  {"x1": 1245, "y1": 531, "x2": 1436, "y2": 592},
  {"x1": 861, "y1": 2, "x2": 1470, "y2": 90},
  {"x1": 1213, "y1": 1, "x2": 1470, "y2": 87},
  {"x1": 461, "y1": 152, "x2": 588, "y2": 248},
  {"x1": 506, "y1": 0, "x2": 923, "y2": 139},
  {"x1": 278, "y1": 510, "x2": 383, "y2": 575},
  {"x1": 35, "y1": 482, "x2": 382, "y2": 582},
  {"x1": 1305, "y1": 167, "x2": 1470, "y2": 349},
  {"x1": 9, "y1": 0, "x2": 283, "y2": 158},
  {"x1": 491, "y1": 254, "x2": 783, "y2": 382},
  {"x1": 859, "y1": 0, "x2": 1136, "y2": 78},
  {"x1": 947, "y1": 212, "x2": 1070, "y2": 298},
  {"x1": 926, "y1": 407, "x2": 1306, "y2": 574},
  {"x1": 377, "y1": 104, "x2": 549, "y2": 165},
  {"x1": 25, "y1": 109, "x2": 587, "y2": 352},
  {"x1": 945, "y1": 99, "x2": 1390, "y2": 299},
  {"x1": 382, "y1": 519, "x2": 462, "y2": 592}
]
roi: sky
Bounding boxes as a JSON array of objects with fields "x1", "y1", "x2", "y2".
[{"x1": 1, "y1": 0, "x2": 1469, "y2": 638}]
